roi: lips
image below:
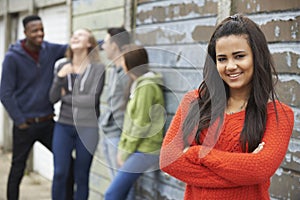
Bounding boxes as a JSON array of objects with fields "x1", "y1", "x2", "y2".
[
  {"x1": 36, "y1": 37, "x2": 44, "y2": 43},
  {"x1": 227, "y1": 72, "x2": 242, "y2": 79}
]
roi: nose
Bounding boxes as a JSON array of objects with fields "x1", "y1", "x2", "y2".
[
  {"x1": 102, "y1": 42, "x2": 107, "y2": 50},
  {"x1": 37, "y1": 29, "x2": 44, "y2": 36},
  {"x1": 226, "y1": 60, "x2": 237, "y2": 70}
]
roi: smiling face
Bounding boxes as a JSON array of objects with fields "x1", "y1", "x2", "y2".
[
  {"x1": 24, "y1": 20, "x2": 44, "y2": 48},
  {"x1": 102, "y1": 34, "x2": 119, "y2": 61},
  {"x1": 70, "y1": 29, "x2": 91, "y2": 52},
  {"x1": 216, "y1": 34, "x2": 254, "y2": 95}
]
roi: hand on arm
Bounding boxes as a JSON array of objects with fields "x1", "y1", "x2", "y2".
[
  {"x1": 160, "y1": 92, "x2": 238, "y2": 188},
  {"x1": 57, "y1": 63, "x2": 73, "y2": 77}
]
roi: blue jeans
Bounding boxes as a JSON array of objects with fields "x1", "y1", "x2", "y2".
[
  {"x1": 52, "y1": 122, "x2": 99, "y2": 200},
  {"x1": 101, "y1": 136, "x2": 120, "y2": 178},
  {"x1": 104, "y1": 152, "x2": 159, "y2": 200}
]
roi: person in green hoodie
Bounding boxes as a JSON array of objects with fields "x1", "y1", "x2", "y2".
[{"x1": 104, "y1": 45, "x2": 165, "y2": 200}]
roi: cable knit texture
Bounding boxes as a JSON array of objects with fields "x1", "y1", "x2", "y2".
[{"x1": 160, "y1": 90, "x2": 294, "y2": 200}]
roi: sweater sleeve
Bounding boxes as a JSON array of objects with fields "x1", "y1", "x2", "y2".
[
  {"x1": 160, "y1": 91, "x2": 238, "y2": 188},
  {"x1": 118, "y1": 84, "x2": 158, "y2": 161},
  {"x1": 49, "y1": 75, "x2": 65, "y2": 104},
  {"x1": 198, "y1": 103, "x2": 294, "y2": 185},
  {"x1": 0, "y1": 54, "x2": 25, "y2": 125}
]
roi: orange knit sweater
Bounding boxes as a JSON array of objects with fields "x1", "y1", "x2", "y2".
[{"x1": 160, "y1": 90, "x2": 294, "y2": 200}]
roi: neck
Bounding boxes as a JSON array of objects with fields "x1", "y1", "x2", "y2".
[
  {"x1": 72, "y1": 51, "x2": 90, "y2": 73},
  {"x1": 73, "y1": 51, "x2": 89, "y2": 64},
  {"x1": 112, "y1": 49, "x2": 123, "y2": 67},
  {"x1": 25, "y1": 40, "x2": 41, "y2": 52},
  {"x1": 227, "y1": 91, "x2": 250, "y2": 114},
  {"x1": 114, "y1": 57, "x2": 123, "y2": 67}
]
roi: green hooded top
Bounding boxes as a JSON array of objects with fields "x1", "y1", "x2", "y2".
[{"x1": 118, "y1": 71, "x2": 165, "y2": 161}]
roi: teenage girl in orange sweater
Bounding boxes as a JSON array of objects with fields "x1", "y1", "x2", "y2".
[{"x1": 160, "y1": 14, "x2": 294, "y2": 200}]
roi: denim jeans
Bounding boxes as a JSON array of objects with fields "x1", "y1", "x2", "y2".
[
  {"x1": 104, "y1": 152, "x2": 159, "y2": 200},
  {"x1": 101, "y1": 136, "x2": 120, "y2": 178},
  {"x1": 52, "y1": 122, "x2": 99, "y2": 200},
  {"x1": 7, "y1": 120, "x2": 54, "y2": 200}
]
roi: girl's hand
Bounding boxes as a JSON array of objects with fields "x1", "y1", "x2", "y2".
[
  {"x1": 117, "y1": 151, "x2": 124, "y2": 167},
  {"x1": 252, "y1": 142, "x2": 265, "y2": 154},
  {"x1": 57, "y1": 63, "x2": 73, "y2": 77}
]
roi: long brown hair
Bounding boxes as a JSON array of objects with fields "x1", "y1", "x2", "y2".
[{"x1": 183, "y1": 14, "x2": 278, "y2": 152}]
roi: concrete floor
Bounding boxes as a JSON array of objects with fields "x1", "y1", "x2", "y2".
[{"x1": 0, "y1": 149, "x2": 51, "y2": 200}]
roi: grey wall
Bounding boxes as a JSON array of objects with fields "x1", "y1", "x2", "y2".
[{"x1": 132, "y1": 0, "x2": 300, "y2": 199}]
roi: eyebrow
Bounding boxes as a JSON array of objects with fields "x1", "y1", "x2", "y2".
[{"x1": 216, "y1": 50, "x2": 246, "y2": 57}]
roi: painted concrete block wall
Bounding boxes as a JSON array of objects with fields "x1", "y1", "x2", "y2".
[
  {"x1": 229, "y1": 2, "x2": 300, "y2": 199},
  {"x1": 87, "y1": 0, "x2": 299, "y2": 199},
  {"x1": 134, "y1": 0, "x2": 218, "y2": 199},
  {"x1": 132, "y1": 0, "x2": 300, "y2": 199},
  {"x1": 72, "y1": 0, "x2": 124, "y2": 40},
  {"x1": 0, "y1": 0, "x2": 298, "y2": 199},
  {"x1": 230, "y1": 1, "x2": 300, "y2": 199}
]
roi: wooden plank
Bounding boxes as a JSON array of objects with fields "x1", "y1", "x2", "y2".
[
  {"x1": 134, "y1": 17, "x2": 216, "y2": 45},
  {"x1": 34, "y1": 0, "x2": 66, "y2": 8},
  {"x1": 136, "y1": 0, "x2": 217, "y2": 25},
  {"x1": 261, "y1": 15, "x2": 300, "y2": 42},
  {"x1": 232, "y1": 0, "x2": 300, "y2": 14},
  {"x1": 145, "y1": 44, "x2": 208, "y2": 68},
  {"x1": 292, "y1": 108, "x2": 300, "y2": 139},
  {"x1": 273, "y1": 52, "x2": 300, "y2": 74},
  {"x1": 72, "y1": 0, "x2": 124, "y2": 15},
  {"x1": 153, "y1": 67, "x2": 202, "y2": 92},
  {"x1": 164, "y1": 91, "x2": 185, "y2": 114},
  {"x1": 281, "y1": 137, "x2": 300, "y2": 173},
  {"x1": 138, "y1": 0, "x2": 167, "y2": 4},
  {"x1": 72, "y1": 8, "x2": 124, "y2": 32},
  {"x1": 8, "y1": 0, "x2": 27, "y2": 12},
  {"x1": 270, "y1": 168, "x2": 300, "y2": 199},
  {"x1": 0, "y1": 0, "x2": 5, "y2": 15},
  {"x1": 276, "y1": 75, "x2": 300, "y2": 107},
  {"x1": 93, "y1": 30, "x2": 107, "y2": 41},
  {"x1": 89, "y1": 170, "x2": 111, "y2": 194}
]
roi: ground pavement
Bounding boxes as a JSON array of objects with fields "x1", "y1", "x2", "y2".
[{"x1": 0, "y1": 149, "x2": 51, "y2": 200}]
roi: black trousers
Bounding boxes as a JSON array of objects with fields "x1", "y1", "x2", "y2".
[{"x1": 7, "y1": 120, "x2": 74, "y2": 200}]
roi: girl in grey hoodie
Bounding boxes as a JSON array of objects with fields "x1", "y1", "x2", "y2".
[{"x1": 49, "y1": 28, "x2": 105, "y2": 200}]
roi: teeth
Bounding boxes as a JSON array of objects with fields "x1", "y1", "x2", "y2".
[{"x1": 228, "y1": 73, "x2": 240, "y2": 78}]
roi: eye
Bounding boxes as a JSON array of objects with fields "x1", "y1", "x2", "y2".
[
  {"x1": 217, "y1": 57, "x2": 226, "y2": 62},
  {"x1": 235, "y1": 54, "x2": 245, "y2": 59}
]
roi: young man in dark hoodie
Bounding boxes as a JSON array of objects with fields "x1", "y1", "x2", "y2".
[{"x1": 0, "y1": 15, "x2": 73, "y2": 200}]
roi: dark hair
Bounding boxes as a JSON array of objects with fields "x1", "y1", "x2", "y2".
[
  {"x1": 66, "y1": 28, "x2": 100, "y2": 63},
  {"x1": 122, "y1": 44, "x2": 149, "y2": 76},
  {"x1": 107, "y1": 27, "x2": 131, "y2": 50},
  {"x1": 183, "y1": 14, "x2": 278, "y2": 152},
  {"x1": 122, "y1": 44, "x2": 149, "y2": 105},
  {"x1": 22, "y1": 15, "x2": 41, "y2": 28}
]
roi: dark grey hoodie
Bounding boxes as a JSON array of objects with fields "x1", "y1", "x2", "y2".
[{"x1": 49, "y1": 61, "x2": 105, "y2": 127}]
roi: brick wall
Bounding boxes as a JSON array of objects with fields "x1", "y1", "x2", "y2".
[
  {"x1": 230, "y1": 0, "x2": 300, "y2": 199},
  {"x1": 133, "y1": 0, "x2": 217, "y2": 199},
  {"x1": 132, "y1": 0, "x2": 300, "y2": 199}
]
